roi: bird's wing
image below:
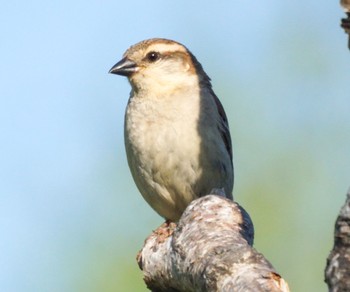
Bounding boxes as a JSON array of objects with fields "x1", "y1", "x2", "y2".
[{"x1": 212, "y1": 93, "x2": 233, "y2": 163}]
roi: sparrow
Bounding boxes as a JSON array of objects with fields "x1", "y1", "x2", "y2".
[{"x1": 109, "y1": 38, "x2": 234, "y2": 221}]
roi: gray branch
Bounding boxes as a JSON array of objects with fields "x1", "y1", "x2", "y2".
[
  {"x1": 137, "y1": 194, "x2": 290, "y2": 292},
  {"x1": 325, "y1": 189, "x2": 350, "y2": 291}
]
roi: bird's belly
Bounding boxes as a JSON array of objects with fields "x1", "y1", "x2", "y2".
[
  {"x1": 124, "y1": 98, "x2": 233, "y2": 221},
  {"x1": 125, "y1": 113, "x2": 200, "y2": 220}
]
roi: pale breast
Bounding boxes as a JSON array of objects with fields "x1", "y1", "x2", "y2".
[{"x1": 124, "y1": 94, "x2": 202, "y2": 220}]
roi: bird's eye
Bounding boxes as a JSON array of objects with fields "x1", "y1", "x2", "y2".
[{"x1": 146, "y1": 51, "x2": 160, "y2": 62}]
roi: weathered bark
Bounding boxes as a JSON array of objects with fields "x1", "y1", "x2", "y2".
[
  {"x1": 325, "y1": 189, "x2": 350, "y2": 291},
  {"x1": 137, "y1": 194, "x2": 289, "y2": 292}
]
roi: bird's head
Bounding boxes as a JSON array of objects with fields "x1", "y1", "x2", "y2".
[{"x1": 109, "y1": 38, "x2": 210, "y2": 96}]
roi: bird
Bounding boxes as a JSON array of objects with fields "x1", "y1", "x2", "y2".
[{"x1": 109, "y1": 38, "x2": 233, "y2": 221}]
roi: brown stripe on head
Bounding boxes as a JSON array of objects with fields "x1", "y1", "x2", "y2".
[{"x1": 124, "y1": 38, "x2": 186, "y2": 57}]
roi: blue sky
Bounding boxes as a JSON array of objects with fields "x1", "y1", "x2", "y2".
[{"x1": 1, "y1": 1, "x2": 349, "y2": 291}]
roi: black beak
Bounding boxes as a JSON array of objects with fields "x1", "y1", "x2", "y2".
[{"x1": 109, "y1": 57, "x2": 137, "y2": 77}]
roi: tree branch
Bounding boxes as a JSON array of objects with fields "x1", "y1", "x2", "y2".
[
  {"x1": 137, "y1": 194, "x2": 290, "y2": 291},
  {"x1": 325, "y1": 189, "x2": 350, "y2": 291}
]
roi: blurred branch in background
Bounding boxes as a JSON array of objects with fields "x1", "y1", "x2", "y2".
[
  {"x1": 137, "y1": 195, "x2": 290, "y2": 291},
  {"x1": 340, "y1": 0, "x2": 350, "y2": 49},
  {"x1": 325, "y1": 188, "x2": 350, "y2": 291}
]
